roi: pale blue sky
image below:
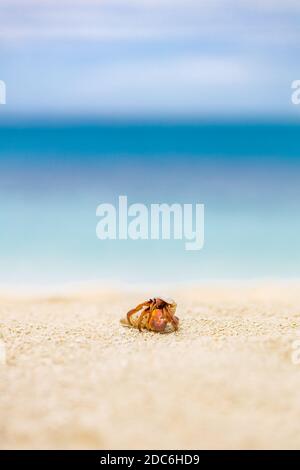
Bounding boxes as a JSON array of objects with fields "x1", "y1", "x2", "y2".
[{"x1": 1, "y1": 0, "x2": 300, "y2": 119}]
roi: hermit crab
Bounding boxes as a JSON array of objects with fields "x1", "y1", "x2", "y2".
[{"x1": 120, "y1": 297, "x2": 179, "y2": 333}]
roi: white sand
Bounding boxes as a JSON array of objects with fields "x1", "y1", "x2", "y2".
[{"x1": 1, "y1": 281, "x2": 300, "y2": 449}]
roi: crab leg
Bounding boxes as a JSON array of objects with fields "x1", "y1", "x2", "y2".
[
  {"x1": 137, "y1": 307, "x2": 150, "y2": 331},
  {"x1": 127, "y1": 300, "x2": 151, "y2": 326},
  {"x1": 146, "y1": 302, "x2": 157, "y2": 330}
]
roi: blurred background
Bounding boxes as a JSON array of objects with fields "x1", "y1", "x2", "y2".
[{"x1": 0, "y1": 0, "x2": 300, "y2": 283}]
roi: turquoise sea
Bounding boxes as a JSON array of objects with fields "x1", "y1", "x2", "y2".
[{"x1": 1, "y1": 122, "x2": 300, "y2": 283}]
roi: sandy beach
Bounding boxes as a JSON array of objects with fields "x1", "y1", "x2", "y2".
[{"x1": 1, "y1": 281, "x2": 300, "y2": 450}]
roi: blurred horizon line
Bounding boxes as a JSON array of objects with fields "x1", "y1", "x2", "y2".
[{"x1": 1, "y1": 114, "x2": 300, "y2": 127}]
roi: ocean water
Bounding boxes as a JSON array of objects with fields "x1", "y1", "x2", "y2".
[{"x1": 0, "y1": 122, "x2": 300, "y2": 284}]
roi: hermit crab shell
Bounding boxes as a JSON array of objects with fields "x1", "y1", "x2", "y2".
[
  {"x1": 154, "y1": 297, "x2": 177, "y2": 313},
  {"x1": 154, "y1": 296, "x2": 177, "y2": 306}
]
